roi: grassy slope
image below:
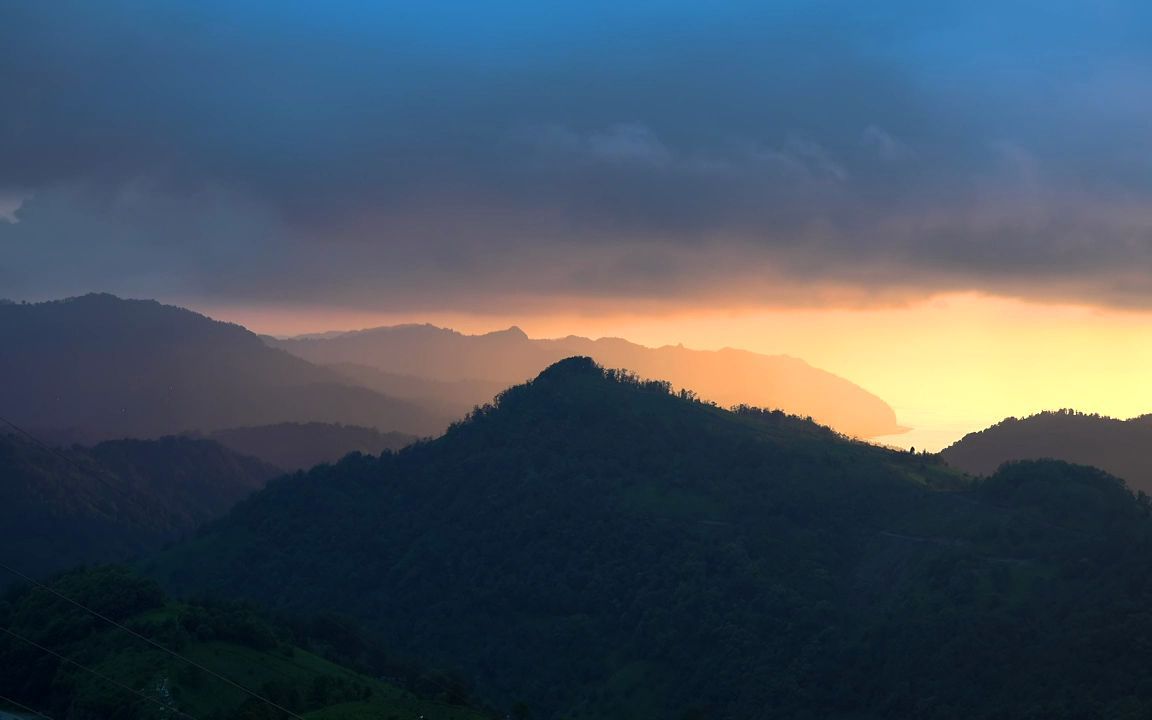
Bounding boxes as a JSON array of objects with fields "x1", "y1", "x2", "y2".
[
  {"x1": 120, "y1": 630, "x2": 487, "y2": 720},
  {"x1": 0, "y1": 569, "x2": 489, "y2": 720}
]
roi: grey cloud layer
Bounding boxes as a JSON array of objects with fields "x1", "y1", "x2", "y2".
[{"x1": 2, "y1": 1, "x2": 1151, "y2": 308}]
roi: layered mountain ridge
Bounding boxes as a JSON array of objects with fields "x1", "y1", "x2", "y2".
[
  {"x1": 942, "y1": 409, "x2": 1152, "y2": 492},
  {"x1": 270, "y1": 322, "x2": 904, "y2": 438},
  {"x1": 0, "y1": 294, "x2": 449, "y2": 443}
]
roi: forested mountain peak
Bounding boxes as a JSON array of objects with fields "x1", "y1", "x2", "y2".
[
  {"x1": 430, "y1": 355, "x2": 857, "y2": 460},
  {"x1": 533, "y1": 354, "x2": 602, "y2": 377},
  {"x1": 150, "y1": 362, "x2": 1152, "y2": 719},
  {"x1": 270, "y1": 321, "x2": 905, "y2": 438},
  {"x1": 150, "y1": 360, "x2": 985, "y2": 718}
]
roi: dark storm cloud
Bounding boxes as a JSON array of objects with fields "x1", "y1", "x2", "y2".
[{"x1": 2, "y1": 0, "x2": 1152, "y2": 309}]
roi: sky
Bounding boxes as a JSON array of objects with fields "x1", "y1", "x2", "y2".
[{"x1": 3, "y1": 1, "x2": 1152, "y2": 448}]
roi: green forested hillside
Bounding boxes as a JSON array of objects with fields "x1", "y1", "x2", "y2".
[
  {"x1": 0, "y1": 567, "x2": 491, "y2": 720},
  {"x1": 149, "y1": 358, "x2": 1152, "y2": 719},
  {"x1": 0, "y1": 433, "x2": 278, "y2": 581}
]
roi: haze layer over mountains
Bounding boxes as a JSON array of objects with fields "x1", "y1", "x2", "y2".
[
  {"x1": 0, "y1": 295, "x2": 448, "y2": 443},
  {"x1": 1, "y1": 294, "x2": 903, "y2": 444},
  {"x1": 271, "y1": 321, "x2": 904, "y2": 438}
]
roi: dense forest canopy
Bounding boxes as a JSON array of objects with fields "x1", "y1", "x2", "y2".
[
  {"x1": 150, "y1": 358, "x2": 1152, "y2": 719},
  {"x1": 0, "y1": 433, "x2": 278, "y2": 582},
  {"x1": 0, "y1": 567, "x2": 493, "y2": 720}
]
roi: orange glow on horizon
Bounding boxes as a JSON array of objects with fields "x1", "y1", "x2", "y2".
[{"x1": 191, "y1": 293, "x2": 1152, "y2": 452}]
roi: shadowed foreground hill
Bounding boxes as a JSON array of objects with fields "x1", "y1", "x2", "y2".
[
  {"x1": 942, "y1": 410, "x2": 1152, "y2": 492},
  {"x1": 271, "y1": 323, "x2": 903, "y2": 438},
  {"x1": 207, "y1": 422, "x2": 416, "y2": 471},
  {"x1": 0, "y1": 567, "x2": 491, "y2": 720},
  {"x1": 152, "y1": 359, "x2": 1152, "y2": 720},
  {"x1": 0, "y1": 433, "x2": 278, "y2": 580},
  {"x1": 0, "y1": 294, "x2": 448, "y2": 443}
]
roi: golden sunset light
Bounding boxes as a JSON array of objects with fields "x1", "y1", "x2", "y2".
[
  {"x1": 5, "y1": 3, "x2": 1152, "y2": 717},
  {"x1": 196, "y1": 292, "x2": 1152, "y2": 450}
]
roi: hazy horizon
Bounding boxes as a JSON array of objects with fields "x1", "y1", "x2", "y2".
[
  {"x1": 184, "y1": 292, "x2": 1152, "y2": 452},
  {"x1": 7, "y1": 284, "x2": 1149, "y2": 452},
  {"x1": 4, "y1": 2, "x2": 1151, "y2": 448}
]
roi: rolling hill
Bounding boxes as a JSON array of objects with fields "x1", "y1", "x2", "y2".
[
  {"x1": 149, "y1": 358, "x2": 1152, "y2": 719},
  {"x1": 269, "y1": 323, "x2": 903, "y2": 438},
  {"x1": 0, "y1": 294, "x2": 449, "y2": 443},
  {"x1": 0, "y1": 567, "x2": 491, "y2": 720},
  {"x1": 0, "y1": 432, "x2": 278, "y2": 580},
  {"x1": 941, "y1": 409, "x2": 1152, "y2": 492}
]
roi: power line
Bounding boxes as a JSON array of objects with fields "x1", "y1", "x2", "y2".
[
  {"x1": 0, "y1": 560, "x2": 307, "y2": 720},
  {"x1": 0, "y1": 626, "x2": 197, "y2": 720},
  {"x1": 0, "y1": 414, "x2": 140, "y2": 504},
  {"x1": 0, "y1": 415, "x2": 305, "y2": 719},
  {"x1": 0, "y1": 690, "x2": 56, "y2": 720}
]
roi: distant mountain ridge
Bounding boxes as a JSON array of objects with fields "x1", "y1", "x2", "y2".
[
  {"x1": 941, "y1": 409, "x2": 1152, "y2": 492},
  {"x1": 271, "y1": 323, "x2": 904, "y2": 438},
  {"x1": 205, "y1": 422, "x2": 416, "y2": 471},
  {"x1": 0, "y1": 294, "x2": 449, "y2": 442},
  {"x1": 325, "y1": 363, "x2": 511, "y2": 421}
]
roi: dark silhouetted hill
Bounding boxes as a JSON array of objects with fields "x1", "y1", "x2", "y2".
[
  {"x1": 0, "y1": 294, "x2": 449, "y2": 442},
  {"x1": 941, "y1": 409, "x2": 1152, "y2": 492},
  {"x1": 0, "y1": 433, "x2": 278, "y2": 581},
  {"x1": 0, "y1": 567, "x2": 490, "y2": 720},
  {"x1": 207, "y1": 422, "x2": 415, "y2": 471},
  {"x1": 270, "y1": 323, "x2": 904, "y2": 438},
  {"x1": 150, "y1": 359, "x2": 1152, "y2": 719}
]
